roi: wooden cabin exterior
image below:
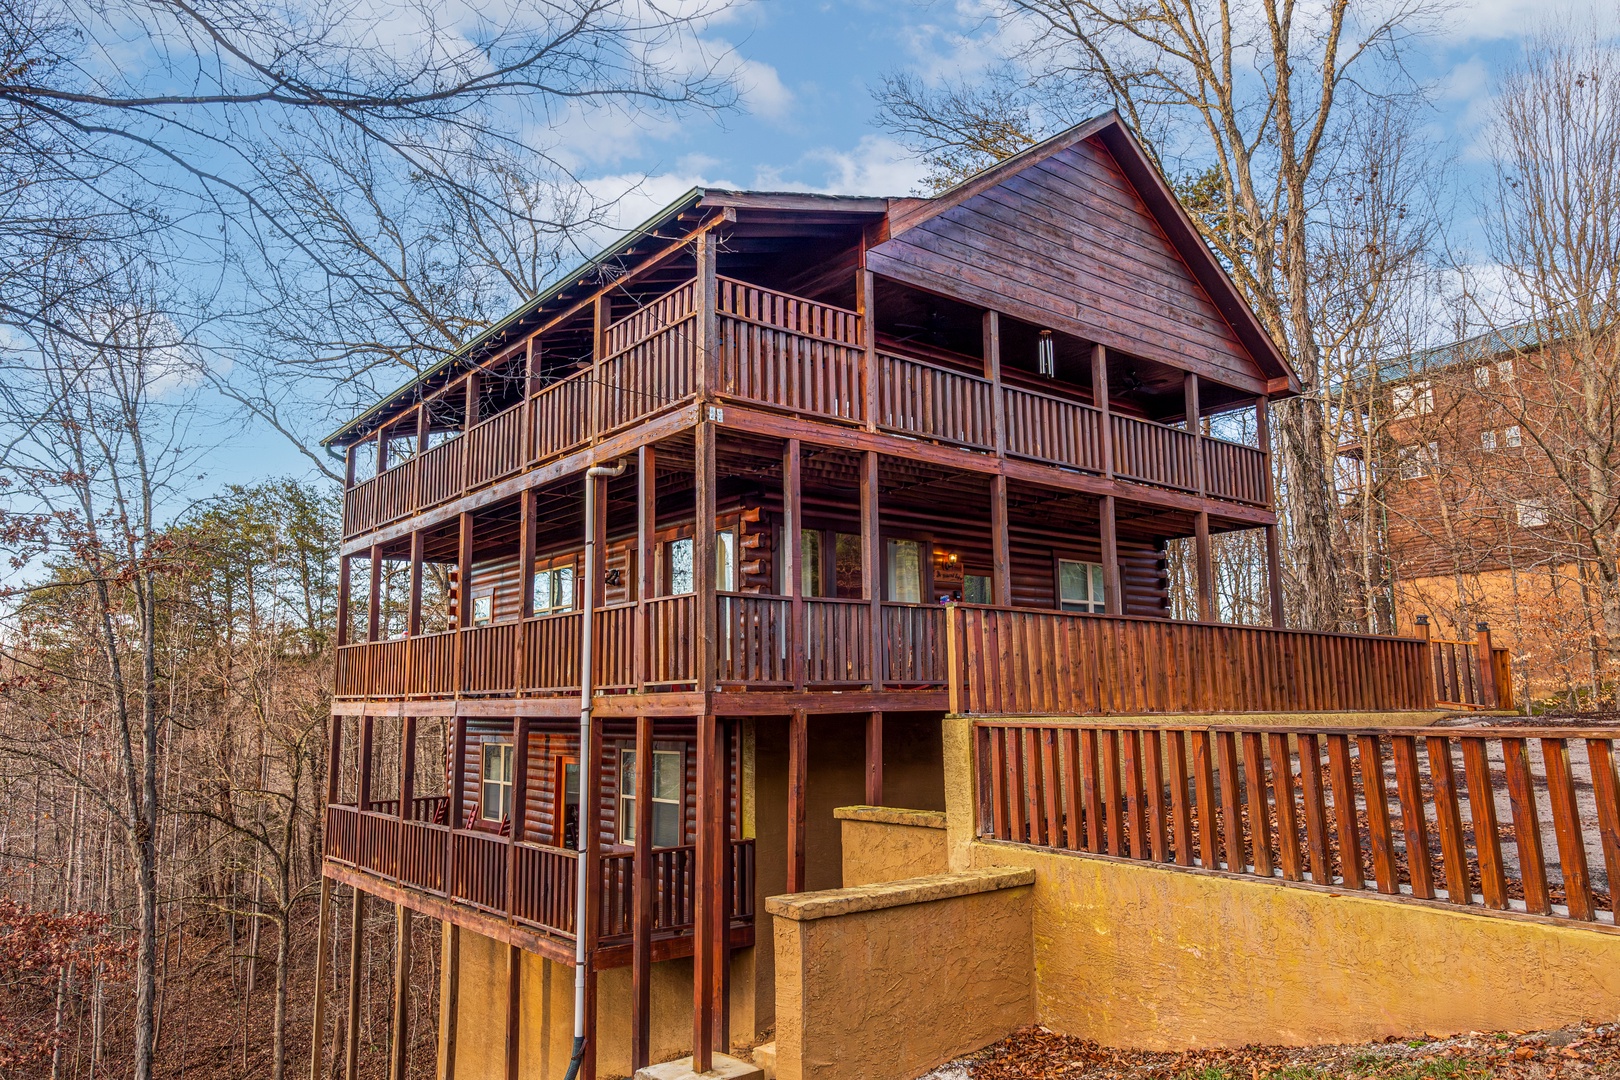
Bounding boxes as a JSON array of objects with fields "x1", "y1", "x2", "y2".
[{"x1": 311, "y1": 113, "x2": 1462, "y2": 1080}]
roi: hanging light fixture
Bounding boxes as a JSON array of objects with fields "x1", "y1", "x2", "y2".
[{"x1": 1037, "y1": 329, "x2": 1056, "y2": 377}]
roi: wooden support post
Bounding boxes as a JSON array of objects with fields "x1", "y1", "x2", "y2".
[
  {"x1": 389, "y1": 904, "x2": 412, "y2": 1080},
  {"x1": 582, "y1": 717, "x2": 602, "y2": 1080},
  {"x1": 1194, "y1": 511, "x2": 1214, "y2": 623},
  {"x1": 696, "y1": 232, "x2": 718, "y2": 401},
  {"x1": 592, "y1": 296, "x2": 609, "y2": 441},
  {"x1": 784, "y1": 439, "x2": 805, "y2": 689},
  {"x1": 407, "y1": 531, "x2": 424, "y2": 637},
  {"x1": 1264, "y1": 524, "x2": 1285, "y2": 628},
  {"x1": 455, "y1": 512, "x2": 473, "y2": 690},
  {"x1": 1100, "y1": 494, "x2": 1123, "y2": 616},
  {"x1": 399, "y1": 714, "x2": 417, "y2": 818},
  {"x1": 308, "y1": 876, "x2": 333, "y2": 1080},
  {"x1": 517, "y1": 490, "x2": 537, "y2": 622},
  {"x1": 859, "y1": 268, "x2": 877, "y2": 432},
  {"x1": 990, "y1": 474, "x2": 1011, "y2": 607},
  {"x1": 368, "y1": 545, "x2": 383, "y2": 642},
  {"x1": 440, "y1": 925, "x2": 460, "y2": 1080},
  {"x1": 860, "y1": 450, "x2": 881, "y2": 686},
  {"x1": 503, "y1": 944, "x2": 521, "y2": 1080},
  {"x1": 695, "y1": 423, "x2": 717, "y2": 692},
  {"x1": 1475, "y1": 622, "x2": 1500, "y2": 708},
  {"x1": 718, "y1": 718, "x2": 734, "y2": 1054},
  {"x1": 447, "y1": 717, "x2": 468, "y2": 850},
  {"x1": 1185, "y1": 371, "x2": 1203, "y2": 494},
  {"x1": 1093, "y1": 344, "x2": 1114, "y2": 478},
  {"x1": 984, "y1": 310, "x2": 1005, "y2": 456},
  {"x1": 866, "y1": 711, "x2": 884, "y2": 806},
  {"x1": 327, "y1": 715, "x2": 344, "y2": 806},
  {"x1": 345, "y1": 444, "x2": 358, "y2": 488},
  {"x1": 508, "y1": 715, "x2": 529, "y2": 914},
  {"x1": 376, "y1": 423, "x2": 390, "y2": 477},
  {"x1": 337, "y1": 555, "x2": 352, "y2": 647},
  {"x1": 786, "y1": 709, "x2": 808, "y2": 893},
  {"x1": 463, "y1": 371, "x2": 481, "y2": 432},
  {"x1": 343, "y1": 887, "x2": 365, "y2": 1080},
  {"x1": 692, "y1": 712, "x2": 719, "y2": 1071},
  {"x1": 631, "y1": 714, "x2": 654, "y2": 1070},
  {"x1": 357, "y1": 714, "x2": 375, "y2": 810},
  {"x1": 636, "y1": 444, "x2": 657, "y2": 691},
  {"x1": 521, "y1": 336, "x2": 536, "y2": 462}
]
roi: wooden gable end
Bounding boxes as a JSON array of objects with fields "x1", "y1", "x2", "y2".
[{"x1": 868, "y1": 135, "x2": 1266, "y2": 392}]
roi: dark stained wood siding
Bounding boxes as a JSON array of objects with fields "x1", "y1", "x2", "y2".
[{"x1": 868, "y1": 135, "x2": 1265, "y2": 392}]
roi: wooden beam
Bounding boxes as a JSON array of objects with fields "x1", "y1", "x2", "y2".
[
  {"x1": 786, "y1": 709, "x2": 808, "y2": 893},
  {"x1": 695, "y1": 423, "x2": 717, "y2": 692},
  {"x1": 718, "y1": 718, "x2": 733, "y2": 1053},
  {"x1": 400, "y1": 714, "x2": 418, "y2": 816},
  {"x1": 582, "y1": 715, "x2": 603, "y2": 1080},
  {"x1": 1101, "y1": 494, "x2": 1123, "y2": 616},
  {"x1": 343, "y1": 887, "x2": 365, "y2": 1080},
  {"x1": 590, "y1": 472, "x2": 609, "y2": 610},
  {"x1": 357, "y1": 714, "x2": 375, "y2": 810},
  {"x1": 696, "y1": 232, "x2": 719, "y2": 400},
  {"x1": 345, "y1": 444, "x2": 358, "y2": 488},
  {"x1": 631, "y1": 714, "x2": 654, "y2": 1070},
  {"x1": 376, "y1": 422, "x2": 390, "y2": 476},
  {"x1": 390, "y1": 905, "x2": 412, "y2": 1080},
  {"x1": 308, "y1": 876, "x2": 333, "y2": 1080},
  {"x1": 636, "y1": 444, "x2": 657, "y2": 692},
  {"x1": 990, "y1": 474, "x2": 1011, "y2": 607},
  {"x1": 784, "y1": 439, "x2": 805, "y2": 690},
  {"x1": 1186, "y1": 372, "x2": 1204, "y2": 498},
  {"x1": 517, "y1": 490, "x2": 537, "y2": 621},
  {"x1": 456, "y1": 512, "x2": 474, "y2": 629},
  {"x1": 439, "y1": 924, "x2": 460, "y2": 1080},
  {"x1": 407, "y1": 531, "x2": 424, "y2": 637},
  {"x1": 464, "y1": 371, "x2": 481, "y2": 433},
  {"x1": 984, "y1": 310, "x2": 1005, "y2": 456},
  {"x1": 1093, "y1": 345, "x2": 1114, "y2": 478},
  {"x1": 503, "y1": 944, "x2": 521, "y2": 1080},
  {"x1": 592, "y1": 295, "x2": 609, "y2": 441},
  {"x1": 859, "y1": 268, "x2": 877, "y2": 432},
  {"x1": 336, "y1": 556, "x2": 352, "y2": 647},
  {"x1": 860, "y1": 450, "x2": 881, "y2": 686},
  {"x1": 692, "y1": 712, "x2": 718, "y2": 1071},
  {"x1": 367, "y1": 545, "x2": 383, "y2": 643},
  {"x1": 1265, "y1": 524, "x2": 1285, "y2": 628},
  {"x1": 866, "y1": 711, "x2": 884, "y2": 806},
  {"x1": 1194, "y1": 510, "x2": 1214, "y2": 623}
]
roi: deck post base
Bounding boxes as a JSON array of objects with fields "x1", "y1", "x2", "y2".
[{"x1": 633, "y1": 1054, "x2": 763, "y2": 1080}]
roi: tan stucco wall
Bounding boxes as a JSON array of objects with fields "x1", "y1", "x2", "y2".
[
  {"x1": 940, "y1": 715, "x2": 1620, "y2": 1049},
  {"x1": 442, "y1": 925, "x2": 761, "y2": 1079},
  {"x1": 769, "y1": 869, "x2": 1036, "y2": 1080},
  {"x1": 834, "y1": 806, "x2": 949, "y2": 887}
]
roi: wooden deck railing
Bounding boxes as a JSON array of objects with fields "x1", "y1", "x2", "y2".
[
  {"x1": 947, "y1": 605, "x2": 1434, "y2": 715},
  {"x1": 803, "y1": 598, "x2": 873, "y2": 686},
  {"x1": 717, "y1": 593, "x2": 792, "y2": 686},
  {"x1": 324, "y1": 803, "x2": 756, "y2": 946},
  {"x1": 342, "y1": 272, "x2": 1280, "y2": 540},
  {"x1": 973, "y1": 719, "x2": 1620, "y2": 925},
  {"x1": 717, "y1": 277, "x2": 864, "y2": 424},
  {"x1": 1429, "y1": 637, "x2": 1514, "y2": 710},
  {"x1": 878, "y1": 353, "x2": 996, "y2": 450}
]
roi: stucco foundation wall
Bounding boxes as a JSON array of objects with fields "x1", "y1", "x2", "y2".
[
  {"x1": 442, "y1": 925, "x2": 759, "y2": 1079},
  {"x1": 769, "y1": 869, "x2": 1035, "y2": 1080},
  {"x1": 835, "y1": 806, "x2": 949, "y2": 886},
  {"x1": 939, "y1": 716, "x2": 1620, "y2": 1050}
]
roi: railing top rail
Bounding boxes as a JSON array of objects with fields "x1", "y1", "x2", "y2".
[
  {"x1": 467, "y1": 401, "x2": 521, "y2": 435},
  {"x1": 715, "y1": 275, "x2": 861, "y2": 321},
  {"x1": 970, "y1": 717, "x2": 1611, "y2": 739},
  {"x1": 529, "y1": 366, "x2": 591, "y2": 398},
  {"x1": 514, "y1": 839, "x2": 579, "y2": 857},
  {"x1": 803, "y1": 595, "x2": 871, "y2": 605},
  {"x1": 524, "y1": 609, "x2": 584, "y2": 624},
  {"x1": 604, "y1": 277, "x2": 698, "y2": 335},
  {"x1": 1202, "y1": 432, "x2": 1265, "y2": 453},
  {"x1": 950, "y1": 602, "x2": 1427, "y2": 646},
  {"x1": 878, "y1": 349, "x2": 993, "y2": 387},
  {"x1": 1001, "y1": 381, "x2": 1102, "y2": 412}
]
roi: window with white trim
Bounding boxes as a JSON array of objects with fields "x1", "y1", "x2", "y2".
[
  {"x1": 1503, "y1": 425, "x2": 1521, "y2": 448},
  {"x1": 481, "y1": 742, "x2": 514, "y2": 823},
  {"x1": 1517, "y1": 500, "x2": 1549, "y2": 528},
  {"x1": 1480, "y1": 430, "x2": 1497, "y2": 451},
  {"x1": 1392, "y1": 380, "x2": 1433, "y2": 418},
  {"x1": 1398, "y1": 442, "x2": 1437, "y2": 480},
  {"x1": 532, "y1": 563, "x2": 576, "y2": 614},
  {"x1": 1058, "y1": 559, "x2": 1106, "y2": 614},
  {"x1": 619, "y1": 747, "x2": 683, "y2": 847}
]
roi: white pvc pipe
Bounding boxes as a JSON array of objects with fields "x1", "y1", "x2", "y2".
[{"x1": 565, "y1": 458, "x2": 627, "y2": 1078}]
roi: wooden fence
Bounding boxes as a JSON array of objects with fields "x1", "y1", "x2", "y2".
[
  {"x1": 947, "y1": 605, "x2": 1435, "y2": 715},
  {"x1": 974, "y1": 719, "x2": 1620, "y2": 925}
]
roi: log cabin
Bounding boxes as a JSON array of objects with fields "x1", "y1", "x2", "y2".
[{"x1": 309, "y1": 112, "x2": 1453, "y2": 1080}]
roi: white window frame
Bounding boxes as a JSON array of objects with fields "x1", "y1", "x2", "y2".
[
  {"x1": 480, "y1": 742, "x2": 514, "y2": 824},
  {"x1": 1517, "y1": 500, "x2": 1549, "y2": 528},
  {"x1": 619, "y1": 747, "x2": 683, "y2": 847},
  {"x1": 1496, "y1": 358, "x2": 1515, "y2": 383},
  {"x1": 1480, "y1": 430, "x2": 1497, "y2": 452},
  {"x1": 1392, "y1": 379, "x2": 1433, "y2": 419},
  {"x1": 1503, "y1": 425, "x2": 1521, "y2": 448},
  {"x1": 532, "y1": 562, "x2": 576, "y2": 615},
  {"x1": 1397, "y1": 442, "x2": 1436, "y2": 480},
  {"x1": 1058, "y1": 559, "x2": 1107, "y2": 614}
]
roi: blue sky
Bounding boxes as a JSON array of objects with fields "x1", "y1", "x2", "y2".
[{"x1": 200, "y1": 0, "x2": 1609, "y2": 494}]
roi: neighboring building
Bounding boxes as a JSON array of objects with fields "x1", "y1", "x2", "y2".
[
  {"x1": 312, "y1": 112, "x2": 1325, "y2": 1079},
  {"x1": 1366, "y1": 323, "x2": 1602, "y2": 698}
]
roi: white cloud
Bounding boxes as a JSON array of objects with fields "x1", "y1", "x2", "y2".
[
  {"x1": 737, "y1": 58, "x2": 793, "y2": 120},
  {"x1": 752, "y1": 134, "x2": 929, "y2": 196},
  {"x1": 1441, "y1": 0, "x2": 1613, "y2": 42}
]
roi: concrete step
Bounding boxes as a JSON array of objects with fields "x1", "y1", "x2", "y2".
[
  {"x1": 633, "y1": 1053, "x2": 764, "y2": 1080},
  {"x1": 751, "y1": 1041, "x2": 777, "y2": 1080}
]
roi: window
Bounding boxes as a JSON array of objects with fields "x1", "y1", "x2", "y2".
[
  {"x1": 1397, "y1": 442, "x2": 1436, "y2": 480},
  {"x1": 532, "y1": 563, "x2": 576, "y2": 614},
  {"x1": 886, "y1": 538, "x2": 923, "y2": 603},
  {"x1": 1480, "y1": 430, "x2": 1497, "y2": 452},
  {"x1": 1474, "y1": 366, "x2": 1491, "y2": 389},
  {"x1": 480, "y1": 742, "x2": 514, "y2": 823},
  {"x1": 834, "y1": 533, "x2": 863, "y2": 598},
  {"x1": 1335, "y1": 452, "x2": 1364, "y2": 496},
  {"x1": 665, "y1": 531, "x2": 736, "y2": 595},
  {"x1": 964, "y1": 573, "x2": 993, "y2": 605},
  {"x1": 1392, "y1": 379, "x2": 1433, "y2": 418},
  {"x1": 1503, "y1": 425, "x2": 1521, "y2": 448},
  {"x1": 619, "y1": 748, "x2": 683, "y2": 847},
  {"x1": 1517, "y1": 500, "x2": 1549, "y2": 528},
  {"x1": 554, "y1": 758, "x2": 579, "y2": 847},
  {"x1": 1058, "y1": 559, "x2": 1106, "y2": 614},
  {"x1": 1496, "y1": 359, "x2": 1515, "y2": 383},
  {"x1": 799, "y1": 529, "x2": 823, "y2": 596},
  {"x1": 472, "y1": 592, "x2": 493, "y2": 627}
]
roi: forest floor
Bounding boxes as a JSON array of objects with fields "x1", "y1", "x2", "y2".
[{"x1": 917, "y1": 1023, "x2": 1620, "y2": 1080}]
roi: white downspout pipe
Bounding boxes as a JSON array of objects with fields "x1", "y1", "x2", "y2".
[{"x1": 564, "y1": 457, "x2": 627, "y2": 1079}]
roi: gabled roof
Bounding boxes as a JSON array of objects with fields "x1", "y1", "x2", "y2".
[
  {"x1": 885, "y1": 112, "x2": 1295, "y2": 391},
  {"x1": 1377, "y1": 319, "x2": 1547, "y2": 384}
]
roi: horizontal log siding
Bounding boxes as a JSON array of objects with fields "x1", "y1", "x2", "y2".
[{"x1": 950, "y1": 606, "x2": 1434, "y2": 715}]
